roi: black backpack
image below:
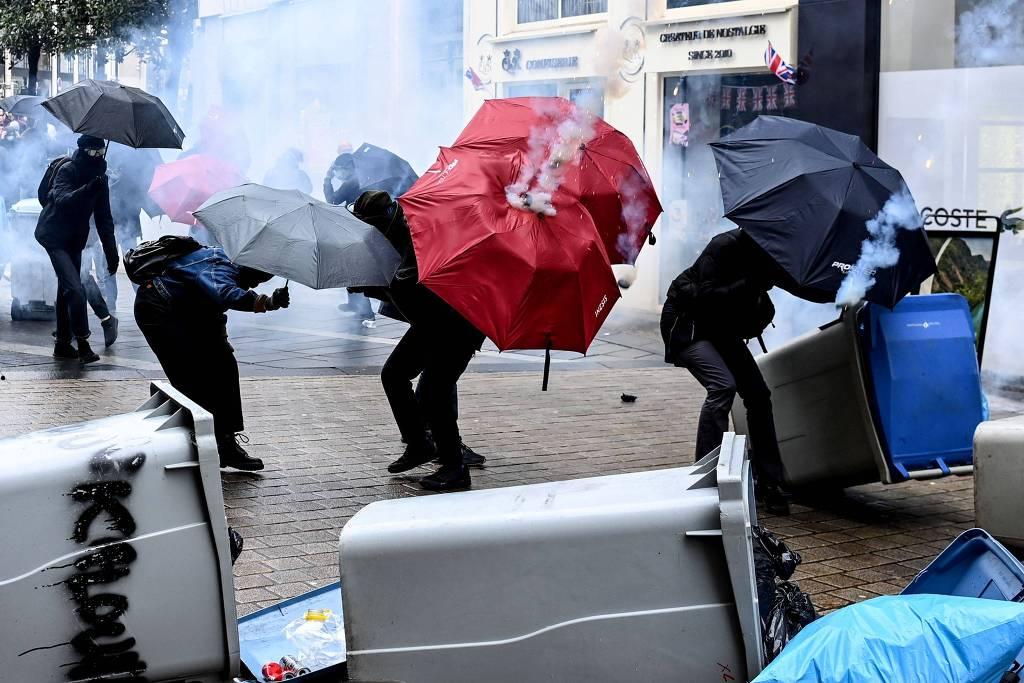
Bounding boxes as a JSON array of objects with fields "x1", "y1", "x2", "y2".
[
  {"x1": 37, "y1": 156, "x2": 71, "y2": 206},
  {"x1": 124, "y1": 235, "x2": 203, "y2": 285}
]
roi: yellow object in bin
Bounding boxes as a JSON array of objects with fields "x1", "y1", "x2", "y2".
[{"x1": 304, "y1": 609, "x2": 333, "y2": 622}]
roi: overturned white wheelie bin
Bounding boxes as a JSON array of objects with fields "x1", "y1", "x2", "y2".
[
  {"x1": 734, "y1": 293, "x2": 984, "y2": 488},
  {"x1": 340, "y1": 433, "x2": 765, "y2": 683},
  {"x1": 0, "y1": 383, "x2": 240, "y2": 683},
  {"x1": 973, "y1": 414, "x2": 1024, "y2": 555}
]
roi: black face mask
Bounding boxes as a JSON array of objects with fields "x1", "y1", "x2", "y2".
[{"x1": 75, "y1": 149, "x2": 107, "y2": 177}]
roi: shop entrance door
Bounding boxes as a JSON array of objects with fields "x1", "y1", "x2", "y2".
[{"x1": 658, "y1": 72, "x2": 802, "y2": 300}]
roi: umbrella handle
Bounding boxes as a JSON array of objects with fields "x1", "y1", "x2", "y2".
[{"x1": 542, "y1": 338, "x2": 552, "y2": 392}]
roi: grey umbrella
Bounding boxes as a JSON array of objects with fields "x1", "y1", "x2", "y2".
[{"x1": 193, "y1": 183, "x2": 401, "y2": 289}]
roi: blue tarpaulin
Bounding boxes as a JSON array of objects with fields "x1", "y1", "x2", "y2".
[{"x1": 753, "y1": 594, "x2": 1024, "y2": 683}]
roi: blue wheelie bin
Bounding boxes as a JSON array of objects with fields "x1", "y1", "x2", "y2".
[{"x1": 734, "y1": 293, "x2": 984, "y2": 488}]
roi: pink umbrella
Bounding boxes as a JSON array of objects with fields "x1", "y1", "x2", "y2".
[{"x1": 149, "y1": 154, "x2": 246, "y2": 224}]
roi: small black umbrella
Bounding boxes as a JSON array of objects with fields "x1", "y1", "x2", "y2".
[
  {"x1": 42, "y1": 79, "x2": 184, "y2": 149},
  {"x1": 1, "y1": 94, "x2": 44, "y2": 116},
  {"x1": 709, "y1": 116, "x2": 936, "y2": 308},
  {"x1": 351, "y1": 143, "x2": 418, "y2": 197}
]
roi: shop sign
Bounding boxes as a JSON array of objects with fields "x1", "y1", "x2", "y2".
[
  {"x1": 921, "y1": 207, "x2": 1000, "y2": 232},
  {"x1": 659, "y1": 23, "x2": 767, "y2": 43},
  {"x1": 502, "y1": 48, "x2": 522, "y2": 74},
  {"x1": 526, "y1": 56, "x2": 580, "y2": 70}
]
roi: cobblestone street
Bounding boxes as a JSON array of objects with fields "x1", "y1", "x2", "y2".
[{"x1": 0, "y1": 366, "x2": 990, "y2": 619}]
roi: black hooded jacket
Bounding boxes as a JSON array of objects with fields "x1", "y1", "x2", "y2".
[
  {"x1": 663, "y1": 229, "x2": 776, "y2": 350},
  {"x1": 34, "y1": 150, "x2": 117, "y2": 267}
]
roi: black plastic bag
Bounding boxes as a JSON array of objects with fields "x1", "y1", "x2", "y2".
[
  {"x1": 764, "y1": 581, "x2": 818, "y2": 663},
  {"x1": 753, "y1": 525, "x2": 801, "y2": 580}
]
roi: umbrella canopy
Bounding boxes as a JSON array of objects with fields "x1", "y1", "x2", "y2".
[
  {"x1": 399, "y1": 147, "x2": 620, "y2": 353},
  {"x1": 710, "y1": 115, "x2": 936, "y2": 308},
  {"x1": 351, "y1": 143, "x2": 418, "y2": 197},
  {"x1": 149, "y1": 154, "x2": 246, "y2": 224},
  {"x1": 452, "y1": 97, "x2": 662, "y2": 265},
  {"x1": 1, "y1": 94, "x2": 44, "y2": 116},
  {"x1": 42, "y1": 79, "x2": 184, "y2": 149},
  {"x1": 194, "y1": 183, "x2": 401, "y2": 289}
]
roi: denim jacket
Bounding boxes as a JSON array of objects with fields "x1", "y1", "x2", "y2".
[{"x1": 153, "y1": 247, "x2": 258, "y2": 321}]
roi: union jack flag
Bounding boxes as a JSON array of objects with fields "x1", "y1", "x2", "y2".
[{"x1": 765, "y1": 41, "x2": 797, "y2": 85}]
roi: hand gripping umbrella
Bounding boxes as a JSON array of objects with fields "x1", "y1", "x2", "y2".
[
  {"x1": 452, "y1": 97, "x2": 663, "y2": 265},
  {"x1": 194, "y1": 183, "x2": 401, "y2": 289},
  {"x1": 42, "y1": 79, "x2": 184, "y2": 149},
  {"x1": 709, "y1": 115, "x2": 936, "y2": 308}
]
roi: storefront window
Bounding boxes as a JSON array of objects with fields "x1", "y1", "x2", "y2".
[
  {"x1": 667, "y1": 0, "x2": 736, "y2": 7},
  {"x1": 517, "y1": 0, "x2": 607, "y2": 24},
  {"x1": 659, "y1": 73, "x2": 803, "y2": 302},
  {"x1": 504, "y1": 81, "x2": 605, "y2": 117}
]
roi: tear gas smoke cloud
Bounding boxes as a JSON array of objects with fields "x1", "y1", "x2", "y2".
[
  {"x1": 835, "y1": 188, "x2": 922, "y2": 307},
  {"x1": 956, "y1": 0, "x2": 1024, "y2": 67},
  {"x1": 505, "y1": 97, "x2": 597, "y2": 217}
]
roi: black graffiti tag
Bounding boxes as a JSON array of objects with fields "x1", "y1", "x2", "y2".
[{"x1": 65, "y1": 452, "x2": 148, "y2": 682}]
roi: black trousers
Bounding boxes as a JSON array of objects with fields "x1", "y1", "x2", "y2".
[
  {"x1": 382, "y1": 324, "x2": 475, "y2": 466},
  {"x1": 134, "y1": 284, "x2": 244, "y2": 436},
  {"x1": 46, "y1": 248, "x2": 91, "y2": 341}
]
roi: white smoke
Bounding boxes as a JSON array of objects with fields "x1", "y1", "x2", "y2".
[
  {"x1": 956, "y1": 0, "x2": 1024, "y2": 68},
  {"x1": 505, "y1": 98, "x2": 597, "y2": 217},
  {"x1": 617, "y1": 172, "x2": 652, "y2": 264},
  {"x1": 835, "y1": 188, "x2": 923, "y2": 307}
]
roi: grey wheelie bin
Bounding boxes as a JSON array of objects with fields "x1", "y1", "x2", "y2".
[
  {"x1": 339, "y1": 433, "x2": 764, "y2": 683},
  {"x1": 0, "y1": 382, "x2": 240, "y2": 683},
  {"x1": 7, "y1": 197, "x2": 58, "y2": 321},
  {"x1": 734, "y1": 293, "x2": 984, "y2": 489},
  {"x1": 973, "y1": 415, "x2": 1024, "y2": 555}
]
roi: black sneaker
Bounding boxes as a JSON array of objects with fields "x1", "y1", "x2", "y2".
[
  {"x1": 77, "y1": 338, "x2": 101, "y2": 365},
  {"x1": 102, "y1": 316, "x2": 119, "y2": 347},
  {"x1": 461, "y1": 441, "x2": 486, "y2": 467},
  {"x1": 759, "y1": 484, "x2": 791, "y2": 516},
  {"x1": 420, "y1": 463, "x2": 471, "y2": 492},
  {"x1": 387, "y1": 440, "x2": 437, "y2": 474},
  {"x1": 228, "y1": 527, "x2": 244, "y2": 564},
  {"x1": 218, "y1": 433, "x2": 264, "y2": 471},
  {"x1": 53, "y1": 341, "x2": 78, "y2": 359}
]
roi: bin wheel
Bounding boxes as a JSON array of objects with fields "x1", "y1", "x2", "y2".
[{"x1": 10, "y1": 299, "x2": 23, "y2": 321}]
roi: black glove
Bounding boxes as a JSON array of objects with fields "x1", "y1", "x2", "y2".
[
  {"x1": 271, "y1": 287, "x2": 290, "y2": 309},
  {"x1": 88, "y1": 174, "x2": 108, "y2": 192},
  {"x1": 107, "y1": 254, "x2": 119, "y2": 276}
]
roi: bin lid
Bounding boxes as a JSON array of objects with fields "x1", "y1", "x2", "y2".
[
  {"x1": 902, "y1": 528, "x2": 1024, "y2": 601},
  {"x1": 11, "y1": 198, "x2": 42, "y2": 215}
]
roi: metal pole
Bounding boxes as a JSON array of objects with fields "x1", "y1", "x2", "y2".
[{"x1": 976, "y1": 227, "x2": 1003, "y2": 366}]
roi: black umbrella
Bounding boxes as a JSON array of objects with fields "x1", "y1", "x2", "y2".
[
  {"x1": 1, "y1": 94, "x2": 44, "y2": 116},
  {"x1": 351, "y1": 143, "x2": 418, "y2": 197},
  {"x1": 709, "y1": 116, "x2": 936, "y2": 308},
  {"x1": 42, "y1": 79, "x2": 184, "y2": 149}
]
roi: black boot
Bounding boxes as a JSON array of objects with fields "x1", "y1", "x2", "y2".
[
  {"x1": 420, "y1": 462, "x2": 471, "y2": 492},
  {"x1": 53, "y1": 340, "x2": 78, "y2": 359},
  {"x1": 217, "y1": 433, "x2": 264, "y2": 471},
  {"x1": 101, "y1": 316, "x2": 119, "y2": 347},
  {"x1": 77, "y1": 338, "x2": 100, "y2": 365},
  {"x1": 460, "y1": 440, "x2": 486, "y2": 467},
  {"x1": 387, "y1": 439, "x2": 437, "y2": 474},
  {"x1": 758, "y1": 483, "x2": 791, "y2": 516}
]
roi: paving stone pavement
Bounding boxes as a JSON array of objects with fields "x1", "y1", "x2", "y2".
[{"x1": 0, "y1": 367, "x2": 992, "y2": 626}]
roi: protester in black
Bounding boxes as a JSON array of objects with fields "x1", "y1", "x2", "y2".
[
  {"x1": 661, "y1": 228, "x2": 790, "y2": 514},
  {"x1": 134, "y1": 245, "x2": 289, "y2": 471},
  {"x1": 352, "y1": 191, "x2": 484, "y2": 492},
  {"x1": 34, "y1": 134, "x2": 118, "y2": 364}
]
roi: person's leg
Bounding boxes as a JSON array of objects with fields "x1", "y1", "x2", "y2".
[
  {"x1": 714, "y1": 338, "x2": 786, "y2": 489},
  {"x1": 89, "y1": 240, "x2": 117, "y2": 311},
  {"x1": 80, "y1": 256, "x2": 111, "y2": 321},
  {"x1": 419, "y1": 339, "x2": 476, "y2": 491},
  {"x1": 48, "y1": 248, "x2": 96, "y2": 362},
  {"x1": 677, "y1": 340, "x2": 737, "y2": 461},
  {"x1": 207, "y1": 325, "x2": 262, "y2": 470},
  {"x1": 381, "y1": 326, "x2": 434, "y2": 473}
]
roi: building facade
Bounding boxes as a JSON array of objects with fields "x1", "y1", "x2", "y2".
[
  {"x1": 466, "y1": 0, "x2": 880, "y2": 311},
  {"x1": 878, "y1": 0, "x2": 1024, "y2": 381}
]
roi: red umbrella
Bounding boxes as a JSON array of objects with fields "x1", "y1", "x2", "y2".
[
  {"x1": 149, "y1": 154, "x2": 246, "y2": 224},
  {"x1": 453, "y1": 97, "x2": 662, "y2": 264},
  {"x1": 399, "y1": 146, "x2": 620, "y2": 355}
]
